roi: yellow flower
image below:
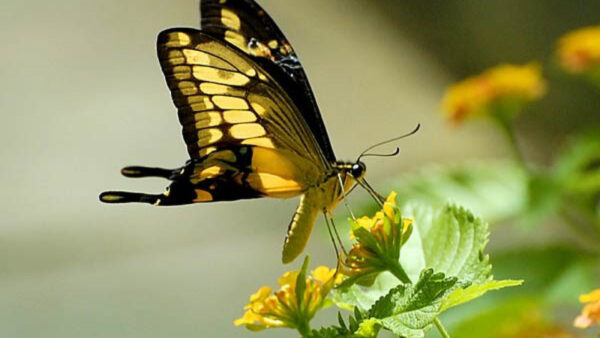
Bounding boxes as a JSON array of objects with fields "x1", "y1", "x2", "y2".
[
  {"x1": 350, "y1": 192, "x2": 402, "y2": 239},
  {"x1": 557, "y1": 26, "x2": 600, "y2": 74},
  {"x1": 574, "y1": 288, "x2": 600, "y2": 329},
  {"x1": 341, "y1": 191, "x2": 413, "y2": 286},
  {"x1": 383, "y1": 191, "x2": 397, "y2": 219},
  {"x1": 441, "y1": 63, "x2": 546, "y2": 124},
  {"x1": 234, "y1": 259, "x2": 339, "y2": 333}
]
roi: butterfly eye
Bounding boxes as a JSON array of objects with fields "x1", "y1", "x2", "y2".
[{"x1": 351, "y1": 162, "x2": 366, "y2": 179}]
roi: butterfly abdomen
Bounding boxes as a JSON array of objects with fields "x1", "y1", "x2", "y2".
[{"x1": 281, "y1": 176, "x2": 346, "y2": 263}]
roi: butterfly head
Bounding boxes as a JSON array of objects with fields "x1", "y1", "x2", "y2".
[{"x1": 350, "y1": 161, "x2": 367, "y2": 180}]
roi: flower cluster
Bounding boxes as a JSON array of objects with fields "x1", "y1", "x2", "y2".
[
  {"x1": 557, "y1": 26, "x2": 600, "y2": 74},
  {"x1": 574, "y1": 288, "x2": 600, "y2": 329},
  {"x1": 234, "y1": 258, "x2": 340, "y2": 334},
  {"x1": 339, "y1": 191, "x2": 413, "y2": 286},
  {"x1": 441, "y1": 63, "x2": 546, "y2": 124}
]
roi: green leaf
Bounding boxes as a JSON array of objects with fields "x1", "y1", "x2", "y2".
[
  {"x1": 351, "y1": 227, "x2": 382, "y2": 256},
  {"x1": 387, "y1": 161, "x2": 528, "y2": 223},
  {"x1": 490, "y1": 246, "x2": 598, "y2": 301},
  {"x1": 355, "y1": 318, "x2": 380, "y2": 337},
  {"x1": 436, "y1": 246, "x2": 599, "y2": 336},
  {"x1": 553, "y1": 126, "x2": 600, "y2": 223},
  {"x1": 554, "y1": 126, "x2": 600, "y2": 185},
  {"x1": 296, "y1": 256, "x2": 310, "y2": 310},
  {"x1": 306, "y1": 327, "x2": 351, "y2": 338},
  {"x1": 441, "y1": 279, "x2": 523, "y2": 311},
  {"x1": 333, "y1": 203, "x2": 521, "y2": 329},
  {"x1": 400, "y1": 203, "x2": 491, "y2": 284},
  {"x1": 450, "y1": 297, "x2": 544, "y2": 338},
  {"x1": 542, "y1": 259, "x2": 598, "y2": 305},
  {"x1": 338, "y1": 312, "x2": 348, "y2": 330},
  {"x1": 367, "y1": 269, "x2": 457, "y2": 337},
  {"x1": 521, "y1": 172, "x2": 562, "y2": 227},
  {"x1": 400, "y1": 203, "x2": 521, "y2": 312},
  {"x1": 332, "y1": 272, "x2": 399, "y2": 312},
  {"x1": 308, "y1": 311, "x2": 376, "y2": 338}
]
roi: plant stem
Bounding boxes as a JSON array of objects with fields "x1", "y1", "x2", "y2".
[
  {"x1": 387, "y1": 260, "x2": 411, "y2": 284},
  {"x1": 434, "y1": 318, "x2": 451, "y2": 338},
  {"x1": 559, "y1": 203, "x2": 600, "y2": 251},
  {"x1": 495, "y1": 115, "x2": 526, "y2": 168},
  {"x1": 297, "y1": 320, "x2": 311, "y2": 337}
]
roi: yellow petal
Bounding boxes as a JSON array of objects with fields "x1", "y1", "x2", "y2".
[
  {"x1": 383, "y1": 191, "x2": 398, "y2": 220},
  {"x1": 351, "y1": 216, "x2": 377, "y2": 239},
  {"x1": 234, "y1": 310, "x2": 265, "y2": 328},
  {"x1": 355, "y1": 216, "x2": 375, "y2": 229},
  {"x1": 244, "y1": 286, "x2": 273, "y2": 312},
  {"x1": 441, "y1": 63, "x2": 545, "y2": 123},
  {"x1": 558, "y1": 26, "x2": 600, "y2": 73},
  {"x1": 311, "y1": 266, "x2": 336, "y2": 284},
  {"x1": 574, "y1": 301, "x2": 600, "y2": 328},
  {"x1": 402, "y1": 218, "x2": 414, "y2": 232},
  {"x1": 385, "y1": 191, "x2": 398, "y2": 205},
  {"x1": 574, "y1": 313, "x2": 593, "y2": 328},
  {"x1": 334, "y1": 273, "x2": 345, "y2": 285},
  {"x1": 277, "y1": 270, "x2": 299, "y2": 287},
  {"x1": 250, "y1": 286, "x2": 272, "y2": 302},
  {"x1": 580, "y1": 289, "x2": 600, "y2": 303}
]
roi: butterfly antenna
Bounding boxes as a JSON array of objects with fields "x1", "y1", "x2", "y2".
[
  {"x1": 358, "y1": 123, "x2": 420, "y2": 161},
  {"x1": 359, "y1": 147, "x2": 401, "y2": 159}
]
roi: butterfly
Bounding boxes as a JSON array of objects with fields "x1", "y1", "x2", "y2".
[{"x1": 100, "y1": 0, "x2": 410, "y2": 264}]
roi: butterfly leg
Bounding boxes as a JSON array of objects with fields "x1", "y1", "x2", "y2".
[
  {"x1": 337, "y1": 173, "x2": 356, "y2": 221},
  {"x1": 120, "y1": 166, "x2": 182, "y2": 180},
  {"x1": 99, "y1": 178, "x2": 197, "y2": 206},
  {"x1": 357, "y1": 178, "x2": 385, "y2": 207},
  {"x1": 325, "y1": 211, "x2": 347, "y2": 256},
  {"x1": 323, "y1": 211, "x2": 340, "y2": 262},
  {"x1": 99, "y1": 163, "x2": 197, "y2": 206},
  {"x1": 99, "y1": 191, "x2": 163, "y2": 205},
  {"x1": 100, "y1": 158, "x2": 264, "y2": 206}
]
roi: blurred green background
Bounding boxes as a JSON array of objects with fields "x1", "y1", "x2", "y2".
[{"x1": 1, "y1": 0, "x2": 598, "y2": 337}]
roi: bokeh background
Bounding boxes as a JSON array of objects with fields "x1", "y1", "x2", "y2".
[{"x1": 1, "y1": 0, "x2": 599, "y2": 337}]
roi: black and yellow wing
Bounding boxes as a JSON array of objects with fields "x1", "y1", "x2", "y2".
[
  {"x1": 101, "y1": 28, "x2": 329, "y2": 203},
  {"x1": 100, "y1": 28, "x2": 332, "y2": 262},
  {"x1": 100, "y1": 0, "x2": 339, "y2": 264},
  {"x1": 199, "y1": 0, "x2": 336, "y2": 162}
]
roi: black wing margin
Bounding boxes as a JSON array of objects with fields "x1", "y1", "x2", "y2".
[{"x1": 199, "y1": 0, "x2": 336, "y2": 162}]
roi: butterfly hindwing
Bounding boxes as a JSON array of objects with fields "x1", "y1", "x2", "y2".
[{"x1": 101, "y1": 146, "x2": 308, "y2": 206}]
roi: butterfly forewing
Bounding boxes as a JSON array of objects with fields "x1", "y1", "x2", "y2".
[
  {"x1": 200, "y1": 0, "x2": 337, "y2": 162},
  {"x1": 155, "y1": 28, "x2": 329, "y2": 201}
]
